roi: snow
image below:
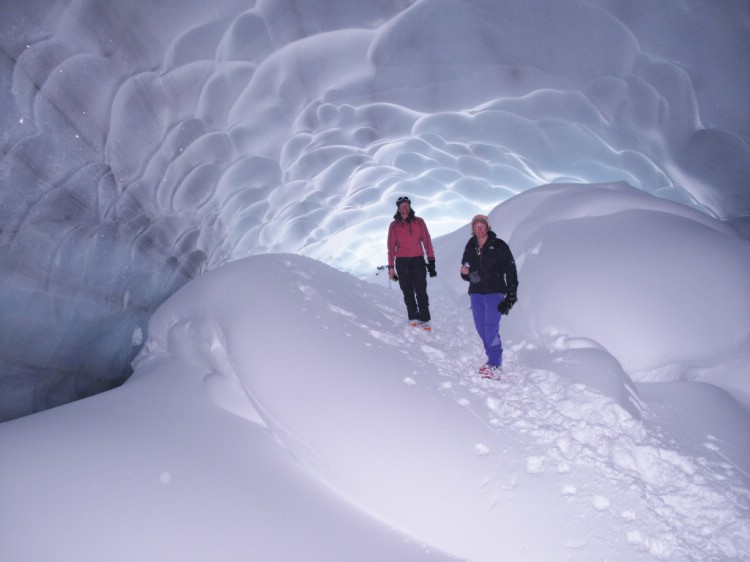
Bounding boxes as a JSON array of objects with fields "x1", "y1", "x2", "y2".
[
  {"x1": 2, "y1": 182, "x2": 749, "y2": 561},
  {"x1": 1, "y1": 0, "x2": 750, "y2": 558},
  {"x1": 2, "y1": 0, "x2": 750, "y2": 420}
]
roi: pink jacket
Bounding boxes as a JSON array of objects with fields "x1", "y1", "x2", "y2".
[{"x1": 387, "y1": 216, "x2": 434, "y2": 267}]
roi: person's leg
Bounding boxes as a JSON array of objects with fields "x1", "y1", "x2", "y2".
[
  {"x1": 412, "y1": 259, "x2": 431, "y2": 322},
  {"x1": 484, "y1": 293, "x2": 504, "y2": 366},
  {"x1": 470, "y1": 293, "x2": 504, "y2": 365},
  {"x1": 470, "y1": 293, "x2": 490, "y2": 360},
  {"x1": 396, "y1": 258, "x2": 419, "y2": 321}
]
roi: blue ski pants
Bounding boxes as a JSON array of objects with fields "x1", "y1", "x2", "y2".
[{"x1": 470, "y1": 292, "x2": 504, "y2": 366}]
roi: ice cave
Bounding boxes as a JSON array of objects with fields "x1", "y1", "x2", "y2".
[
  {"x1": 2, "y1": 2, "x2": 750, "y2": 561},
  {"x1": 0, "y1": 0, "x2": 748, "y2": 421}
]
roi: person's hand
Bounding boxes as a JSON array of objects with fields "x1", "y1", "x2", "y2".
[
  {"x1": 498, "y1": 292, "x2": 517, "y2": 315},
  {"x1": 389, "y1": 267, "x2": 398, "y2": 281},
  {"x1": 427, "y1": 258, "x2": 437, "y2": 277},
  {"x1": 460, "y1": 265, "x2": 470, "y2": 276}
]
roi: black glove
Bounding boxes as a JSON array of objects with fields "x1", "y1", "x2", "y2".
[
  {"x1": 498, "y1": 291, "x2": 517, "y2": 315},
  {"x1": 427, "y1": 258, "x2": 437, "y2": 277}
]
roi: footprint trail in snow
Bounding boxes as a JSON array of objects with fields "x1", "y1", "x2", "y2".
[{"x1": 387, "y1": 290, "x2": 750, "y2": 561}]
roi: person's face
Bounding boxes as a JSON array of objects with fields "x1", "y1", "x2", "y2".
[
  {"x1": 473, "y1": 221, "x2": 488, "y2": 237},
  {"x1": 398, "y1": 202, "x2": 410, "y2": 217}
]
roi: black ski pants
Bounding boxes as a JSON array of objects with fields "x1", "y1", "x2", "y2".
[{"x1": 395, "y1": 256, "x2": 431, "y2": 322}]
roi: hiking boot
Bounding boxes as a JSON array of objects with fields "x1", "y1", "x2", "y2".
[
  {"x1": 408, "y1": 320, "x2": 419, "y2": 327},
  {"x1": 420, "y1": 321, "x2": 432, "y2": 332},
  {"x1": 481, "y1": 365, "x2": 502, "y2": 379}
]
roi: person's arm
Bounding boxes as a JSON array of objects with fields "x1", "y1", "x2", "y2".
[
  {"x1": 419, "y1": 218, "x2": 437, "y2": 277},
  {"x1": 460, "y1": 242, "x2": 472, "y2": 281},
  {"x1": 503, "y1": 243, "x2": 518, "y2": 293},
  {"x1": 387, "y1": 222, "x2": 396, "y2": 268},
  {"x1": 386, "y1": 222, "x2": 398, "y2": 280},
  {"x1": 420, "y1": 218, "x2": 435, "y2": 260},
  {"x1": 498, "y1": 243, "x2": 518, "y2": 314}
]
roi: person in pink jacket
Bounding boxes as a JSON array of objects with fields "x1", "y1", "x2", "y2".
[{"x1": 387, "y1": 196, "x2": 437, "y2": 330}]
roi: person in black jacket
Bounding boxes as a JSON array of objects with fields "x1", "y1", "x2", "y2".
[{"x1": 460, "y1": 214, "x2": 518, "y2": 378}]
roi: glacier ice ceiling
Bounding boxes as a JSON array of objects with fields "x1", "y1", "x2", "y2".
[{"x1": 1, "y1": 0, "x2": 749, "y2": 421}]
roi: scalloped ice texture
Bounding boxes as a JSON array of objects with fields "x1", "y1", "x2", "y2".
[{"x1": 0, "y1": 0, "x2": 749, "y2": 420}]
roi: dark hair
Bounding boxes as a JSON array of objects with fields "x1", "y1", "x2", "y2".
[{"x1": 393, "y1": 207, "x2": 416, "y2": 222}]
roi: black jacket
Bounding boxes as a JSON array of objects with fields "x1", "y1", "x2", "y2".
[{"x1": 461, "y1": 230, "x2": 518, "y2": 295}]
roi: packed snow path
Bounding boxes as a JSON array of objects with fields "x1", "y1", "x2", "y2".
[{"x1": 377, "y1": 283, "x2": 750, "y2": 560}]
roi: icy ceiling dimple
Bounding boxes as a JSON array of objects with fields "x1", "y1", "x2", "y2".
[{"x1": 0, "y1": 0, "x2": 749, "y2": 421}]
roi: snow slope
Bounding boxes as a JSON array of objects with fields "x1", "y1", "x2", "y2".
[
  {"x1": 1, "y1": 183, "x2": 749, "y2": 561},
  {"x1": 3, "y1": 0, "x2": 750, "y2": 422}
]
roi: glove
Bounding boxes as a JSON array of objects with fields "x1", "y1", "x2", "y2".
[
  {"x1": 498, "y1": 291, "x2": 517, "y2": 315},
  {"x1": 427, "y1": 258, "x2": 437, "y2": 277}
]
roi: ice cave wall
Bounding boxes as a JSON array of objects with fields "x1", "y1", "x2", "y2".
[{"x1": 0, "y1": 0, "x2": 748, "y2": 420}]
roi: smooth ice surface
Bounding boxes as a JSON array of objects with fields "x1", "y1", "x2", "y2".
[
  {"x1": 1, "y1": 2, "x2": 749, "y2": 417},
  {"x1": 2, "y1": 184, "x2": 749, "y2": 560}
]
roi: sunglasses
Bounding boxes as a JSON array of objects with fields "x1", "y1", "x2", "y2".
[{"x1": 396, "y1": 196, "x2": 411, "y2": 205}]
